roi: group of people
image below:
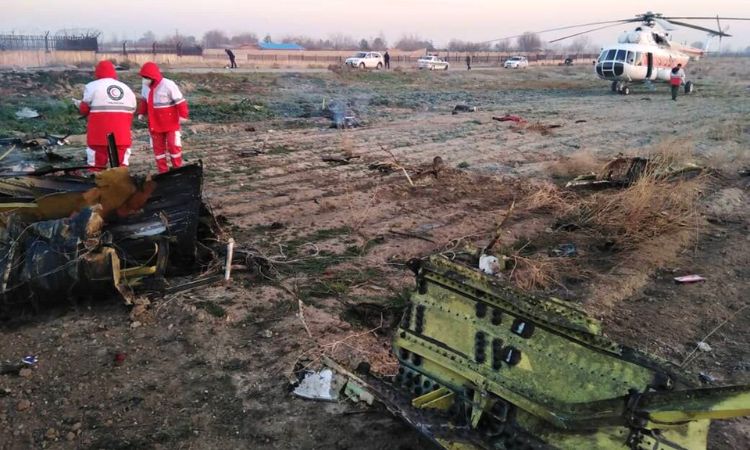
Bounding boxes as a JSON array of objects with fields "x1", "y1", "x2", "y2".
[{"x1": 75, "y1": 60, "x2": 189, "y2": 174}]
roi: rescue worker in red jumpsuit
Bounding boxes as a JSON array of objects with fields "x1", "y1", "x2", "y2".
[
  {"x1": 137, "y1": 61, "x2": 189, "y2": 173},
  {"x1": 74, "y1": 60, "x2": 136, "y2": 170}
]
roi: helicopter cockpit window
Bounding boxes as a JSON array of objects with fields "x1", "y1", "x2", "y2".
[
  {"x1": 615, "y1": 50, "x2": 626, "y2": 61},
  {"x1": 598, "y1": 50, "x2": 607, "y2": 62},
  {"x1": 605, "y1": 49, "x2": 616, "y2": 61},
  {"x1": 625, "y1": 51, "x2": 635, "y2": 65}
]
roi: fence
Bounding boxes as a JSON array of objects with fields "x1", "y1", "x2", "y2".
[
  {"x1": 202, "y1": 52, "x2": 597, "y2": 65},
  {"x1": 0, "y1": 33, "x2": 98, "y2": 51},
  {"x1": 99, "y1": 42, "x2": 203, "y2": 56}
]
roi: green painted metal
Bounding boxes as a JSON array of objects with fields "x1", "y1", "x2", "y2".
[{"x1": 391, "y1": 255, "x2": 750, "y2": 449}]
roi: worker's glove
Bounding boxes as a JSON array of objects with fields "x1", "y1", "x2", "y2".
[
  {"x1": 179, "y1": 117, "x2": 189, "y2": 124},
  {"x1": 137, "y1": 114, "x2": 145, "y2": 122},
  {"x1": 71, "y1": 98, "x2": 82, "y2": 107}
]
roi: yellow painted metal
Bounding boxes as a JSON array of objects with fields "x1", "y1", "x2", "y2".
[
  {"x1": 120, "y1": 265, "x2": 158, "y2": 279},
  {"x1": 391, "y1": 255, "x2": 750, "y2": 449},
  {"x1": 412, "y1": 386, "x2": 454, "y2": 411}
]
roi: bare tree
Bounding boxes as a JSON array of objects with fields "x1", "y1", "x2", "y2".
[
  {"x1": 202, "y1": 30, "x2": 229, "y2": 48},
  {"x1": 394, "y1": 34, "x2": 434, "y2": 51},
  {"x1": 566, "y1": 36, "x2": 591, "y2": 54},
  {"x1": 359, "y1": 39, "x2": 370, "y2": 51},
  {"x1": 494, "y1": 39, "x2": 512, "y2": 52},
  {"x1": 371, "y1": 32, "x2": 388, "y2": 50},
  {"x1": 516, "y1": 32, "x2": 541, "y2": 52},
  {"x1": 230, "y1": 32, "x2": 258, "y2": 46},
  {"x1": 136, "y1": 31, "x2": 157, "y2": 46},
  {"x1": 448, "y1": 39, "x2": 490, "y2": 52},
  {"x1": 328, "y1": 33, "x2": 357, "y2": 50}
]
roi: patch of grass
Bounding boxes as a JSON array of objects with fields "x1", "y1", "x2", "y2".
[
  {"x1": 457, "y1": 161, "x2": 470, "y2": 169},
  {"x1": 196, "y1": 301, "x2": 227, "y2": 318},
  {"x1": 190, "y1": 98, "x2": 275, "y2": 123},
  {"x1": 0, "y1": 98, "x2": 86, "y2": 136}
]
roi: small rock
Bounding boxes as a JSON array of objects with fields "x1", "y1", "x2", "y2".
[
  {"x1": 130, "y1": 321, "x2": 142, "y2": 329},
  {"x1": 45, "y1": 427, "x2": 58, "y2": 440},
  {"x1": 72, "y1": 422, "x2": 82, "y2": 432},
  {"x1": 697, "y1": 341, "x2": 712, "y2": 352},
  {"x1": 16, "y1": 399, "x2": 31, "y2": 412},
  {"x1": 261, "y1": 329, "x2": 273, "y2": 338},
  {"x1": 66, "y1": 432, "x2": 76, "y2": 441},
  {"x1": 18, "y1": 368, "x2": 32, "y2": 378}
]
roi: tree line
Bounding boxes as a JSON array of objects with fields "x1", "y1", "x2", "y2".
[{"x1": 101, "y1": 30, "x2": 600, "y2": 53}]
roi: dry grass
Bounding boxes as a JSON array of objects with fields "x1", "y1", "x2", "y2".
[
  {"x1": 706, "y1": 119, "x2": 747, "y2": 142},
  {"x1": 546, "y1": 149, "x2": 603, "y2": 179},
  {"x1": 516, "y1": 140, "x2": 710, "y2": 293}
]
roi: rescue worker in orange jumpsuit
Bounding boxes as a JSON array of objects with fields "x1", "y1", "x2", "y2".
[
  {"x1": 74, "y1": 60, "x2": 137, "y2": 170},
  {"x1": 137, "y1": 61, "x2": 189, "y2": 173}
]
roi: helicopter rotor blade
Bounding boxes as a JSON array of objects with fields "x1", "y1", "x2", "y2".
[
  {"x1": 654, "y1": 18, "x2": 676, "y2": 31},
  {"x1": 481, "y1": 19, "x2": 635, "y2": 44},
  {"x1": 548, "y1": 22, "x2": 632, "y2": 43},
  {"x1": 665, "y1": 19, "x2": 731, "y2": 37},
  {"x1": 662, "y1": 17, "x2": 750, "y2": 21}
]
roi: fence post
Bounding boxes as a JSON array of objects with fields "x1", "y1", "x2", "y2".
[
  {"x1": 44, "y1": 32, "x2": 50, "y2": 53},
  {"x1": 122, "y1": 41, "x2": 127, "y2": 57}
]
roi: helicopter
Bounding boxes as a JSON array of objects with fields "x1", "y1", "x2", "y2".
[
  {"x1": 548, "y1": 12, "x2": 750, "y2": 95},
  {"x1": 487, "y1": 12, "x2": 750, "y2": 95}
]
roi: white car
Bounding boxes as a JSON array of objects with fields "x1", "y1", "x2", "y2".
[
  {"x1": 417, "y1": 55, "x2": 449, "y2": 70},
  {"x1": 504, "y1": 56, "x2": 529, "y2": 69},
  {"x1": 345, "y1": 52, "x2": 384, "y2": 69}
]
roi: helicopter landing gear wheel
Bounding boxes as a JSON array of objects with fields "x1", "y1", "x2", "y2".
[
  {"x1": 611, "y1": 81, "x2": 619, "y2": 92},
  {"x1": 620, "y1": 86, "x2": 630, "y2": 96},
  {"x1": 685, "y1": 81, "x2": 694, "y2": 94}
]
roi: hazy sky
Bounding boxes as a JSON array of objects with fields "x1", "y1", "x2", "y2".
[{"x1": 4, "y1": 0, "x2": 750, "y2": 49}]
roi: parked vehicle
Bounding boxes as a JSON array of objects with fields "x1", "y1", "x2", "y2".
[
  {"x1": 417, "y1": 55, "x2": 449, "y2": 70},
  {"x1": 504, "y1": 56, "x2": 529, "y2": 69},
  {"x1": 345, "y1": 52, "x2": 384, "y2": 69}
]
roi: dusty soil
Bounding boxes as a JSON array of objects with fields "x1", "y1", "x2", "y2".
[{"x1": 1, "y1": 59, "x2": 749, "y2": 449}]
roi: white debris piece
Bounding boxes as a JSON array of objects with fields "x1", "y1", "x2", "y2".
[
  {"x1": 697, "y1": 341, "x2": 712, "y2": 353},
  {"x1": 15, "y1": 107, "x2": 40, "y2": 119},
  {"x1": 293, "y1": 369, "x2": 339, "y2": 401},
  {"x1": 479, "y1": 254, "x2": 500, "y2": 275}
]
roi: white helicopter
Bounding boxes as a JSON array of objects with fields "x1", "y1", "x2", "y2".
[
  {"x1": 487, "y1": 12, "x2": 750, "y2": 95},
  {"x1": 546, "y1": 12, "x2": 750, "y2": 95}
]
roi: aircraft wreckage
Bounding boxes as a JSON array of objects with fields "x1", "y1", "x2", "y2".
[
  {"x1": 316, "y1": 255, "x2": 750, "y2": 450},
  {"x1": 0, "y1": 162, "x2": 222, "y2": 310}
]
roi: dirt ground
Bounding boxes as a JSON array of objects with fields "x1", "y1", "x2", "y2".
[{"x1": 1, "y1": 59, "x2": 749, "y2": 449}]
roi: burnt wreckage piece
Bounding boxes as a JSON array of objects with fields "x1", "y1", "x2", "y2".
[{"x1": 0, "y1": 164, "x2": 217, "y2": 309}]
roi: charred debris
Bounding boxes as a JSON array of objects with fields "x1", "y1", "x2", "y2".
[{"x1": 0, "y1": 162, "x2": 227, "y2": 312}]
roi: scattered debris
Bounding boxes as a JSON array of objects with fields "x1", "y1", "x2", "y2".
[
  {"x1": 549, "y1": 243, "x2": 578, "y2": 257},
  {"x1": 0, "y1": 164, "x2": 226, "y2": 310},
  {"x1": 293, "y1": 369, "x2": 339, "y2": 401},
  {"x1": 674, "y1": 274, "x2": 706, "y2": 284},
  {"x1": 388, "y1": 229, "x2": 435, "y2": 243},
  {"x1": 478, "y1": 254, "x2": 500, "y2": 275},
  {"x1": 16, "y1": 399, "x2": 31, "y2": 412},
  {"x1": 697, "y1": 341, "x2": 712, "y2": 352},
  {"x1": 114, "y1": 353, "x2": 127, "y2": 366},
  {"x1": 322, "y1": 155, "x2": 360, "y2": 165},
  {"x1": 492, "y1": 114, "x2": 526, "y2": 123},
  {"x1": 452, "y1": 104, "x2": 477, "y2": 114},
  {"x1": 699, "y1": 372, "x2": 717, "y2": 384},
  {"x1": 566, "y1": 155, "x2": 704, "y2": 189},
  {"x1": 574, "y1": 119, "x2": 587, "y2": 123},
  {"x1": 15, "y1": 107, "x2": 40, "y2": 119}
]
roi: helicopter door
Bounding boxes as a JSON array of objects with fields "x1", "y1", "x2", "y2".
[{"x1": 646, "y1": 52, "x2": 653, "y2": 79}]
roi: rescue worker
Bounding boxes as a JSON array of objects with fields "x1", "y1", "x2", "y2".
[
  {"x1": 225, "y1": 48, "x2": 237, "y2": 68},
  {"x1": 670, "y1": 64, "x2": 685, "y2": 101},
  {"x1": 383, "y1": 51, "x2": 390, "y2": 69},
  {"x1": 466, "y1": 55, "x2": 471, "y2": 70},
  {"x1": 137, "y1": 61, "x2": 189, "y2": 173},
  {"x1": 74, "y1": 60, "x2": 136, "y2": 170}
]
